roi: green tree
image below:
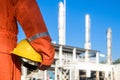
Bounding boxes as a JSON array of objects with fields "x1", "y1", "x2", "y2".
[{"x1": 113, "y1": 58, "x2": 120, "y2": 64}]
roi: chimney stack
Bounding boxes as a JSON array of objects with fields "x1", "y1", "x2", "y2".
[
  {"x1": 58, "y1": 1, "x2": 66, "y2": 45},
  {"x1": 84, "y1": 14, "x2": 91, "y2": 62},
  {"x1": 84, "y1": 14, "x2": 91, "y2": 49},
  {"x1": 107, "y1": 28, "x2": 112, "y2": 64}
]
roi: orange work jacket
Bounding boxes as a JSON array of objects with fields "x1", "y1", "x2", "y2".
[
  {"x1": 0, "y1": 0, "x2": 54, "y2": 65},
  {"x1": 0, "y1": 0, "x2": 55, "y2": 67}
]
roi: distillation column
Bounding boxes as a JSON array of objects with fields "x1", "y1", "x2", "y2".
[
  {"x1": 106, "y1": 28, "x2": 112, "y2": 80},
  {"x1": 55, "y1": 1, "x2": 66, "y2": 80},
  {"x1": 58, "y1": 1, "x2": 65, "y2": 67}
]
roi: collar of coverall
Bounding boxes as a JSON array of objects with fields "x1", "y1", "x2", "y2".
[{"x1": 27, "y1": 32, "x2": 49, "y2": 42}]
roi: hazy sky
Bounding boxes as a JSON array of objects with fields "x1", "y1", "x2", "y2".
[{"x1": 18, "y1": 0, "x2": 120, "y2": 61}]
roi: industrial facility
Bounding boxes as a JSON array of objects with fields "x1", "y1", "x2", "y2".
[{"x1": 21, "y1": 1, "x2": 120, "y2": 80}]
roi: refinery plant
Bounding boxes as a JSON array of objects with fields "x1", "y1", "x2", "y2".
[{"x1": 21, "y1": 1, "x2": 120, "y2": 80}]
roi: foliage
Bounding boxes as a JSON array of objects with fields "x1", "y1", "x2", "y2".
[{"x1": 113, "y1": 58, "x2": 120, "y2": 64}]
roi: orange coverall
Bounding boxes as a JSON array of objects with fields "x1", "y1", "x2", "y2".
[{"x1": 0, "y1": 0, "x2": 55, "y2": 80}]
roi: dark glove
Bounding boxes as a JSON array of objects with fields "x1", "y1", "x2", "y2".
[{"x1": 38, "y1": 63, "x2": 51, "y2": 71}]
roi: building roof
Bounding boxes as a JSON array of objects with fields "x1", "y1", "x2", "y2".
[{"x1": 53, "y1": 43, "x2": 99, "y2": 54}]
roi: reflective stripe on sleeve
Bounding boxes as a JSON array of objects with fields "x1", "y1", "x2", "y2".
[{"x1": 28, "y1": 32, "x2": 49, "y2": 42}]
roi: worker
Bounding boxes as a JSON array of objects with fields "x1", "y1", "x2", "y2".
[{"x1": 0, "y1": 0, "x2": 55, "y2": 80}]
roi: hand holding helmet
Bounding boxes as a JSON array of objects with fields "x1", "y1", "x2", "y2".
[
  {"x1": 12, "y1": 38, "x2": 55, "y2": 71},
  {"x1": 29, "y1": 36, "x2": 55, "y2": 70}
]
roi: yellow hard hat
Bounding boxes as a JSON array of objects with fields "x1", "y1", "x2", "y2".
[{"x1": 11, "y1": 39, "x2": 42, "y2": 62}]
